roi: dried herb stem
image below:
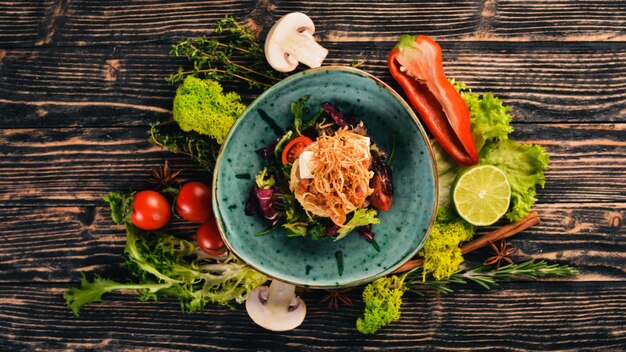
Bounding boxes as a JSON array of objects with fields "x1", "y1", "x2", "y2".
[
  {"x1": 407, "y1": 260, "x2": 580, "y2": 295},
  {"x1": 174, "y1": 68, "x2": 273, "y2": 88},
  {"x1": 186, "y1": 43, "x2": 279, "y2": 82}
]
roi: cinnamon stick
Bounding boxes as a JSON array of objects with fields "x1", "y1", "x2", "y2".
[{"x1": 392, "y1": 211, "x2": 540, "y2": 274}]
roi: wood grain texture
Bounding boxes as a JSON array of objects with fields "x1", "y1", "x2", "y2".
[
  {"x1": 1, "y1": 0, "x2": 625, "y2": 348},
  {"x1": 2, "y1": 0, "x2": 626, "y2": 47},
  {"x1": 1, "y1": 282, "x2": 624, "y2": 350},
  {"x1": 1, "y1": 42, "x2": 625, "y2": 127},
  {"x1": 0, "y1": 202, "x2": 623, "y2": 283},
  {"x1": 0, "y1": 124, "x2": 623, "y2": 205}
]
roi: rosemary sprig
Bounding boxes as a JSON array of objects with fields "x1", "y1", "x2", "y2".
[
  {"x1": 148, "y1": 121, "x2": 220, "y2": 171},
  {"x1": 167, "y1": 16, "x2": 287, "y2": 90},
  {"x1": 406, "y1": 260, "x2": 580, "y2": 295}
]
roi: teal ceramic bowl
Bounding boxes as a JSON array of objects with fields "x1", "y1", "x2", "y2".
[{"x1": 213, "y1": 66, "x2": 437, "y2": 288}]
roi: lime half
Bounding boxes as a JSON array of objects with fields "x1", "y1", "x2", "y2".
[{"x1": 453, "y1": 165, "x2": 511, "y2": 226}]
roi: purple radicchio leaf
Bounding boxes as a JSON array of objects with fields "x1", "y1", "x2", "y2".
[
  {"x1": 321, "y1": 102, "x2": 361, "y2": 128},
  {"x1": 256, "y1": 186, "x2": 279, "y2": 222},
  {"x1": 255, "y1": 139, "x2": 279, "y2": 161},
  {"x1": 244, "y1": 187, "x2": 259, "y2": 216},
  {"x1": 356, "y1": 224, "x2": 374, "y2": 241},
  {"x1": 324, "y1": 224, "x2": 339, "y2": 237},
  {"x1": 357, "y1": 224, "x2": 380, "y2": 251},
  {"x1": 245, "y1": 184, "x2": 280, "y2": 223},
  {"x1": 321, "y1": 102, "x2": 347, "y2": 128}
]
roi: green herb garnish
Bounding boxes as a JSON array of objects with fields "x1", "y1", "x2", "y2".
[{"x1": 167, "y1": 16, "x2": 287, "y2": 90}]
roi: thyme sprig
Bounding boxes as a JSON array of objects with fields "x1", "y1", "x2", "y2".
[
  {"x1": 406, "y1": 260, "x2": 580, "y2": 295},
  {"x1": 148, "y1": 121, "x2": 219, "y2": 171},
  {"x1": 167, "y1": 16, "x2": 287, "y2": 90}
]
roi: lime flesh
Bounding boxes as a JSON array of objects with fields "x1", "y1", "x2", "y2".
[{"x1": 453, "y1": 165, "x2": 511, "y2": 226}]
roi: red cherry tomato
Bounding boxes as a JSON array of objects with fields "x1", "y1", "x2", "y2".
[
  {"x1": 281, "y1": 135, "x2": 313, "y2": 165},
  {"x1": 131, "y1": 190, "x2": 171, "y2": 230},
  {"x1": 196, "y1": 219, "x2": 226, "y2": 255},
  {"x1": 176, "y1": 182, "x2": 214, "y2": 223},
  {"x1": 370, "y1": 174, "x2": 393, "y2": 211}
]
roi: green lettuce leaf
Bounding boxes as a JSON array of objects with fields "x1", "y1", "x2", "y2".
[
  {"x1": 480, "y1": 139, "x2": 549, "y2": 221},
  {"x1": 454, "y1": 80, "x2": 514, "y2": 150},
  {"x1": 335, "y1": 208, "x2": 380, "y2": 241},
  {"x1": 103, "y1": 192, "x2": 134, "y2": 225},
  {"x1": 65, "y1": 194, "x2": 268, "y2": 316}
]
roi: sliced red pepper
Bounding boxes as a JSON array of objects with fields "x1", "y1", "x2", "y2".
[
  {"x1": 388, "y1": 35, "x2": 478, "y2": 166},
  {"x1": 281, "y1": 135, "x2": 313, "y2": 165}
]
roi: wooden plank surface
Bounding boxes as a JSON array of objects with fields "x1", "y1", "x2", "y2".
[
  {"x1": 1, "y1": 202, "x2": 623, "y2": 284},
  {"x1": 2, "y1": 0, "x2": 626, "y2": 47},
  {"x1": 2, "y1": 43, "x2": 626, "y2": 126},
  {"x1": 1, "y1": 282, "x2": 624, "y2": 351},
  {"x1": 1, "y1": 124, "x2": 624, "y2": 205},
  {"x1": 1, "y1": 0, "x2": 625, "y2": 349}
]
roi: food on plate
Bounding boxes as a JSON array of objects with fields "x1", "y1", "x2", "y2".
[
  {"x1": 245, "y1": 97, "x2": 394, "y2": 244},
  {"x1": 281, "y1": 135, "x2": 313, "y2": 165},
  {"x1": 452, "y1": 165, "x2": 511, "y2": 226},
  {"x1": 265, "y1": 12, "x2": 328, "y2": 72},
  {"x1": 388, "y1": 35, "x2": 478, "y2": 166},
  {"x1": 289, "y1": 128, "x2": 374, "y2": 226},
  {"x1": 130, "y1": 190, "x2": 171, "y2": 230},
  {"x1": 176, "y1": 181, "x2": 214, "y2": 223}
]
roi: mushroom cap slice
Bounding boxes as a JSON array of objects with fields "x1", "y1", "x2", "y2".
[
  {"x1": 264, "y1": 12, "x2": 328, "y2": 72},
  {"x1": 245, "y1": 280, "x2": 307, "y2": 331}
]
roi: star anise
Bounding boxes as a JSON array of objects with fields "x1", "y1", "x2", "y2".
[
  {"x1": 484, "y1": 240, "x2": 517, "y2": 270},
  {"x1": 148, "y1": 160, "x2": 186, "y2": 190},
  {"x1": 319, "y1": 288, "x2": 353, "y2": 310}
]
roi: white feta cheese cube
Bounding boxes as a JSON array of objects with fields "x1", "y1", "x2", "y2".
[{"x1": 298, "y1": 150, "x2": 317, "y2": 179}]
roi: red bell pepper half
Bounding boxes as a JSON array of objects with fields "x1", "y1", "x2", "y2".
[{"x1": 388, "y1": 34, "x2": 478, "y2": 166}]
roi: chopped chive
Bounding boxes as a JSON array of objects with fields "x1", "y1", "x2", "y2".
[
  {"x1": 335, "y1": 251, "x2": 344, "y2": 276},
  {"x1": 386, "y1": 133, "x2": 397, "y2": 166},
  {"x1": 258, "y1": 109, "x2": 284, "y2": 136},
  {"x1": 368, "y1": 238, "x2": 381, "y2": 252},
  {"x1": 255, "y1": 224, "x2": 279, "y2": 236}
]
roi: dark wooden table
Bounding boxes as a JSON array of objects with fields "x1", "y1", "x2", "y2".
[{"x1": 1, "y1": 1, "x2": 625, "y2": 350}]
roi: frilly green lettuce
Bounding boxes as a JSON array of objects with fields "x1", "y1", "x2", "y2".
[
  {"x1": 335, "y1": 208, "x2": 380, "y2": 241},
  {"x1": 64, "y1": 192, "x2": 267, "y2": 316}
]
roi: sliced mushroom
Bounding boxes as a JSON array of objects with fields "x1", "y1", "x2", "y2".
[
  {"x1": 264, "y1": 12, "x2": 328, "y2": 72},
  {"x1": 245, "y1": 279, "x2": 306, "y2": 331}
]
